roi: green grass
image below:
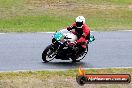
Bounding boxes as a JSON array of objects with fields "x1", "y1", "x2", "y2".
[
  {"x1": 82, "y1": 0, "x2": 132, "y2": 5},
  {"x1": 0, "y1": 15, "x2": 73, "y2": 32},
  {"x1": 0, "y1": 68, "x2": 132, "y2": 88},
  {"x1": 0, "y1": 0, "x2": 132, "y2": 32},
  {"x1": 0, "y1": 0, "x2": 20, "y2": 8}
]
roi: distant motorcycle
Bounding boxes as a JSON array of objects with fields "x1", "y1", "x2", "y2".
[{"x1": 42, "y1": 29, "x2": 95, "y2": 62}]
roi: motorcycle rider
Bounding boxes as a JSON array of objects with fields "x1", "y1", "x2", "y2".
[{"x1": 67, "y1": 16, "x2": 91, "y2": 59}]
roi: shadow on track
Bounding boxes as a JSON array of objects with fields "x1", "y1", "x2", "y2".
[{"x1": 42, "y1": 61, "x2": 93, "y2": 69}]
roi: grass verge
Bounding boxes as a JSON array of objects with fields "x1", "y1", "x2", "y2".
[
  {"x1": 0, "y1": 0, "x2": 131, "y2": 32},
  {"x1": 0, "y1": 68, "x2": 132, "y2": 88}
]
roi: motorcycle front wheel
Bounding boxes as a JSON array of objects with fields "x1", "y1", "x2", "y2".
[{"x1": 42, "y1": 45, "x2": 56, "y2": 62}]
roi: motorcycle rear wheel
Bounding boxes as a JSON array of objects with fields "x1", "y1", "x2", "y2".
[{"x1": 72, "y1": 45, "x2": 88, "y2": 62}]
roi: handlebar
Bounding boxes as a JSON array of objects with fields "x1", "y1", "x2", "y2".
[{"x1": 64, "y1": 36, "x2": 72, "y2": 39}]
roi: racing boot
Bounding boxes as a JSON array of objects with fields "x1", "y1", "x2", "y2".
[{"x1": 72, "y1": 46, "x2": 86, "y2": 62}]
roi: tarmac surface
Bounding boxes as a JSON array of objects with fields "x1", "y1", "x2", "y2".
[{"x1": 0, "y1": 31, "x2": 132, "y2": 71}]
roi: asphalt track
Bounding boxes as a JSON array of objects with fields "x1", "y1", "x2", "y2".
[{"x1": 0, "y1": 31, "x2": 132, "y2": 71}]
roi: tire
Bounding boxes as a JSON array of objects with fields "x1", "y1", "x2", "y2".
[
  {"x1": 72, "y1": 45, "x2": 88, "y2": 62},
  {"x1": 42, "y1": 45, "x2": 55, "y2": 62}
]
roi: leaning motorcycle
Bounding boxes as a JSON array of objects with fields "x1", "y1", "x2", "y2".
[{"x1": 42, "y1": 29, "x2": 95, "y2": 62}]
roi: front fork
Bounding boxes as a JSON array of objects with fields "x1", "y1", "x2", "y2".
[{"x1": 48, "y1": 44, "x2": 60, "y2": 58}]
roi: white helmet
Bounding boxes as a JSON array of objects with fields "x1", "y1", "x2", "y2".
[{"x1": 75, "y1": 16, "x2": 85, "y2": 28}]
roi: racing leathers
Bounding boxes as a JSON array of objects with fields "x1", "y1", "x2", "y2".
[{"x1": 67, "y1": 22, "x2": 90, "y2": 58}]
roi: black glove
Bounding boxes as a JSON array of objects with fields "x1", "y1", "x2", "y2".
[
  {"x1": 72, "y1": 26, "x2": 77, "y2": 29},
  {"x1": 67, "y1": 26, "x2": 77, "y2": 31},
  {"x1": 67, "y1": 27, "x2": 72, "y2": 31}
]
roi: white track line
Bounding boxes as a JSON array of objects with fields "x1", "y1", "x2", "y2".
[
  {"x1": 0, "y1": 67, "x2": 132, "y2": 72},
  {"x1": 40, "y1": 31, "x2": 96, "y2": 34},
  {"x1": 37, "y1": 32, "x2": 55, "y2": 33},
  {"x1": 0, "y1": 33, "x2": 5, "y2": 34},
  {"x1": 118, "y1": 30, "x2": 132, "y2": 32},
  {"x1": 83, "y1": 67, "x2": 132, "y2": 70},
  {"x1": 0, "y1": 30, "x2": 132, "y2": 34},
  {"x1": 38, "y1": 30, "x2": 132, "y2": 34}
]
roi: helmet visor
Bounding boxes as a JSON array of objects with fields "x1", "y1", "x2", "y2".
[{"x1": 76, "y1": 22, "x2": 83, "y2": 27}]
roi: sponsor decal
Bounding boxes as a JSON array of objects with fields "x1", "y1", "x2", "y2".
[{"x1": 76, "y1": 66, "x2": 131, "y2": 85}]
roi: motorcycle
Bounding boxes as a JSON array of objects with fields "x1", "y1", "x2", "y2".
[{"x1": 42, "y1": 29, "x2": 95, "y2": 62}]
